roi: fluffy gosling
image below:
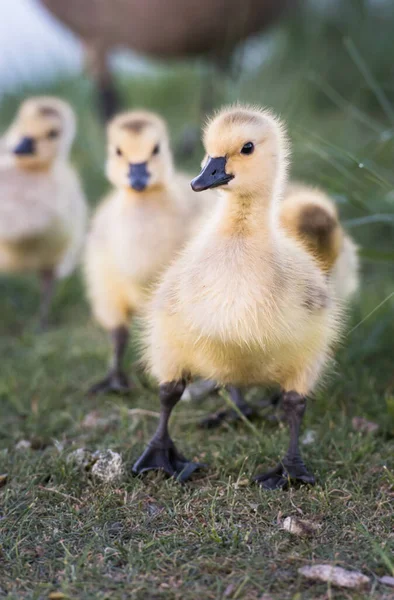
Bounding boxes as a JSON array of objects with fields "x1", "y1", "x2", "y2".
[
  {"x1": 133, "y1": 105, "x2": 343, "y2": 489},
  {"x1": 85, "y1": 110, "x2": 213, "y2": 395},
  {"x1": 0, "y1": 96, "x2": 87, "y2": 329}
]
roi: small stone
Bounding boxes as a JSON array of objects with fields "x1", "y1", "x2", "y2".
[
  {"x1": 380, "y1": 576, "x2": 394, "y2": 587},
  {"x1": 91, "y1": 450, "x2": 123, "y2": 483},
  {"x1": 66, "y1": 448, "x2": 94, "y2": 469},
  {"x1": 299, "y1": 565, "x2": 370, "y2": 590},
  {"x1": 15, "y1": 439, "x2": 31, "y2": 451},
  {"x1": 282, "y1": 516, "x2": 318, "y2": 537},
  {"x1": 352, "y1": 417, "x2": 379, "y2": 434}
]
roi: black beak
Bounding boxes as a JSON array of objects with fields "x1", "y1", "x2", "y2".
[
  {"x1": 128, "y1": 162, "x2": 150, "y2": 192},
  {"x1": 191, "y1": 156, "x2": 234, "y2": 192},
  {"x1": 13, "y1": 136, "x2": 35, "y2": 156}
]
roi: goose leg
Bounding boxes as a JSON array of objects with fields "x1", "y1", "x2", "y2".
[
  {"x1": 254, "y1": 391, "x2": 315, "y2": 490},
  {"x1": 199, "y1": 386, "x2": 254, "y2": 428},
  {"x1": 38, "y1": 268, "x2": 55, "y2": 331},
  {"x1": 87, "y1": 325, "x2": 132, "y2": 395},
  {"x1": 133, "y1": 380, "x2": 205, "y2": 482},
  {"x1": 199, "y1": 387, "x2": 282, "y2": 429}
]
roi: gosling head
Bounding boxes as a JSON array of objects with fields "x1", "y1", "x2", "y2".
[
  {"x1": 106, "y1": 111, "x2": 173, "y2": 193},
  {"x1": 191, "y1": 105, "x2": 289, "y2": 198},
  {"x1": 6, "y1": 96, "x2": 76, "y2": 170}
]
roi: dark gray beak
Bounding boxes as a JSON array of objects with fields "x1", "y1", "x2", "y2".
[
  {"x1": 128, "y1": 162, "x2": 150, "y2": 192},
  {"x1": 13, "y1": 136, "x2": 35, "y2": 155},
  {"x1": 191, "y1": 156, "x2": 234, "y2": 192}
]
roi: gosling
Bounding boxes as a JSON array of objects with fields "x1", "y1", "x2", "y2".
[
  {"x1": 133, "y1": 105, "x2": 343, "y2": 489},
  {"x1": 85, "y1": 110, "x2": 213, "y2": 395},
  {"x1": 195, "y1": 181, "x2": 359, "y2": 426},
  {"x1": 0, "y1": 96, "x2": 87, "y2": 329}
]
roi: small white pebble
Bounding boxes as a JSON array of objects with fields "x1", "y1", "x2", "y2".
[
  {"x1": 91, "y1": 450, "x2": 123, "y2": 483},
  {"x1": 282, "y1": 516, "x2": 318, "y2": 537},
  {"x1": 380, "y1": 576, "x2": 394, "y2": 587},
  {"x1": 299, "y1": 565, "x2": 370, "y2": 590},
  {"x1": 66, "y1": 448, "x2": 93, "y2": 468}
]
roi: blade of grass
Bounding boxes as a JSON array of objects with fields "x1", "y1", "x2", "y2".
[{"x1": 344, "y1": 37, "x2": 394, "y2": 125}]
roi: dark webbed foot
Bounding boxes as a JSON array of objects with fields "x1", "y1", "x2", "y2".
[
  {"x1": 132, "y1": 439, "x2": 204, "y2": 482},
  {"x1": 88, "y1": 326, "x2": 131, "y2": 395},
  {"x1": 133, "y1": 379, "x2": 205, "y2": 483},
  {"x1": 254, "y1": 458, "x2": 316, "y2": 490},
  {"x1": 254, "y1": 390, "x2": 315, "y2": 490},
  {"x1": 87, "y1": 370, "x2": 132, "y2": 396}
]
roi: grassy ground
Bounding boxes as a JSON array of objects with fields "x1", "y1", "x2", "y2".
[{"x1": 1, "y1": 30, "x2": 394, "y2": 599}]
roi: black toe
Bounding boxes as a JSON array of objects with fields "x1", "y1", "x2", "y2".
[
  {"x1": 132, "y1": 442, "x2": 205, "y2": 482},
  {"x1": 254, "y1": 460, "x2": 315, "y2": 490},
  {"x1": 87, "y1": 371, "x2": 132, "y2": 396}
]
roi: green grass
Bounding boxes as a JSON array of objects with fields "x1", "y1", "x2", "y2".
[{"x1": 1, "y1": 22, "x2": 394, "y2": 597}]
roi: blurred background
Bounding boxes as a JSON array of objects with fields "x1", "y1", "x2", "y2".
[{"x1": 1, "y1": 0, "x2": 394, "y2": 391}]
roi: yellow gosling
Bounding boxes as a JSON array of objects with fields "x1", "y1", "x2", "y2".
[
  {"x1": 133, "y1": 105, "x2": 344, "y2": 489},
  {"x1": 85, "y1": 110, "x2": 214, "y2": 395},
  {"x1": 0, "y1": 96, "x2": 87, "y2": 329}
]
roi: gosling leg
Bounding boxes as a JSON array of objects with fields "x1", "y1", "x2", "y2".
[
  {"x1": 38, "y1": 268, "x2": 55, "y2": 331},
  {"x1": 254, "y1": 391, "x2": 316, "y2": 490},
  {"x1": 87, "y1": 325, "x2": 132, "y2": 395},
  {"x1": 199, "y1": 387, "x2": 282, "y2": 429},
  {"x1": 133, "y1": 380, "x2": 205, "y2": 482},
  {"x1": 199, "y1": 386, "x2": 254, "y2": 428}
]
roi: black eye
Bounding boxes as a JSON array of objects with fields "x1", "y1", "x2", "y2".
[
  {"x1": 152, "y1": 143, "x2": 160, "y2": 156},
  {"x1": 240, "y1": 141, "x2": 254, "y2": 155},
  {"x1": 116, "y1": 147, "x2": 123, "y2": 156},
  {"x1": 47, "y1": 129, "x2": 60, "y2": 139}
]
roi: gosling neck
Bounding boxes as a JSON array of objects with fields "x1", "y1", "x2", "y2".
[{"x1": 218, "y1": 182, "x2": 279, "y2": 238}]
